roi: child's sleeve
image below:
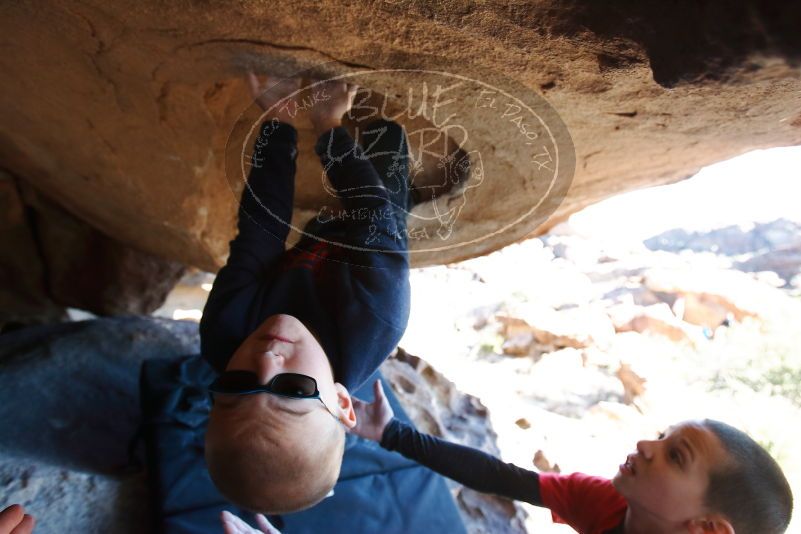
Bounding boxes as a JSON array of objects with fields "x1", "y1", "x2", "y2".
[
  {"x1": 538, "y1": 472, "x2": 628, "y2": 533},
  {"x1": 199, "y1": 121, "x2": 297, "y2": 372},
  {"x1": 380, "y1": 419, "x2": 543, "y2": 506},
  {"x1": 224, "y1": 120, "x2": 298, "y2": 284},
  {"x1": 311, "y1": 126, "x2": 411, "y2": 390}
]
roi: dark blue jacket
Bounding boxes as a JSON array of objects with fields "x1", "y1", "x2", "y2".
[{"x1": 200, "y1": 120, "x2": 410, "y2": 391}]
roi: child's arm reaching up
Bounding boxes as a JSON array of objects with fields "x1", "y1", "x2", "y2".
[
  {"x1": 311, "y1": 81, "x2": 406, "y2": 253},
  {"x1": 352, "y1": 380, "x2": 544, "y2": 506},
  {"x1": 199, "y1": 73, "x2": 303, "y2": 371},
  {"x1": 223, "y1": 72, "x2": 302, "y2": 284}
]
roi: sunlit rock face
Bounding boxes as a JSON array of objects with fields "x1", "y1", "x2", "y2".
[{"x1": 1, "y1": 1, "x2": 799, "y2": 280}]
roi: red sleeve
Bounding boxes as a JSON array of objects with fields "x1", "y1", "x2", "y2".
[{"x1": 538, "y1": 472, "x2": 628, "y2": 534}]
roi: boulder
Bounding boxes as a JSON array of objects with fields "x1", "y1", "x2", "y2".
[
  {"x1": 616, "y1": 363, "x2": 647, "y2": 405},
  {"x1": 532, "y1": 450, "x2": 560, "y2": 474},
  {"x1": 0, "y1": 172, "x2": 185, "y2": 322},
  {"x1": 498, "y1": 304, "x2": 615, "y2": 350},
  {"x1": 0, "y1": 317, "x2": 198, "y2": 532},
  {"x1": 0, "y1": 171, "x2": 65, "y2": 330},
  {"x1": 1, "y1": 1, "x2": 799, "y2": 276},
  {"x1": 19, "y1": 183, "x2": 186, "y2": 316},
  {"x1": 643, "y1": 267, "x2": 776, "y2": 322},
  {"x1": 672, "y1": 293, "x2": 730, "y2": 330},
  {"x1": 616, "y1": 302, "x2": 696, "y2": 344},
  {"x1": 523, "y1": 347, "x2": 626, "y2": 417},
  {"x1": 382, "y1": 349, "x2": 528, "y2": 533},
  {"x1": 736, "y1": 243, "x2": 801, "y2": 288}
]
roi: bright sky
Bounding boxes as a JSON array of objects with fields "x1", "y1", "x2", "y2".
[{"x1": 569, "y1": 145, "x2": 801, "y2": 242}]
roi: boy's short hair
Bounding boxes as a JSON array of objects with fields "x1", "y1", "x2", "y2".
[
  {"x1": 702, "y1": 419, "x2": 793, "y2": 534},
  {"x1": 205, "y1": 409, "x2": 346, "y2": 514}
]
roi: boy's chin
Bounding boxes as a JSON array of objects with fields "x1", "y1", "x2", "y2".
[{"x1": 610, "y1": 473, "x2": 631, "y2": 496}]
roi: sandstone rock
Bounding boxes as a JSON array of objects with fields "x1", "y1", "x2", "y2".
[
  {"x1": 1, "y1": 2, "x2": 799, "y2": 273},
  {"x1": 515, "y1": 417, "x2": 531, "y2": 430},
  {"x1": 616, "y1": 363, "x2": 647, "y2": 405},
  {"x1": 736, "y1": 243, "x2": 801, "y2": 287},
  {"x1": 525, "y1": 347, "x2": 626, "y2": 416},
  {"x1": 384, "y1": 348, "x2": 498, "y2": 452},
  {"x1": 588, "y1": 400, "x2": 644, "y2": 424},
  {"x1": 532, "y1": 450, "x2": 560, "y2": 474},
  {"x1": 672, "y1": 293, "x2": 730, "y2": 329},
  {"x1": 617, "y1": 302, "x2": 695, "y2": 343},
  {"x1": 19, "y1": 183, "x2": 186, "y2": 316},
  {"x1": 0, "y1": 317, "x2": 199, "y2": 473},
  {"x1": 382, "y1": 348, "x2": 528, "y2": 533},
  {"x1": 601, "y1": 285, "x2": 662, "y2": 308},
  {"x1": 457, "y1": 488, "x2": 527, "y2": 534},
  {"x1": 496, "y1": 315, "x2": 533, "y2": 338},
  {"x1": 2, "y1": 168, "x2": 186, "y2": 322},
  {"x1": 0, "y1": 458, "x2": 148, "y2": 534},
  {"x1": 0, "y1": 317, "x2": 198, "y2": 532},
  {"x1": 501, "y1": 332, "x2": 537, "y2": 357},
  {"x1": 643, "y1": 267, "x2": 772, "y2": 322},
  {"x1": 0, "y1": 171, "x2": 65, "y2": 330},
  {"x1": 498, "y1": 304, "x2": 615, "y2": 350}
]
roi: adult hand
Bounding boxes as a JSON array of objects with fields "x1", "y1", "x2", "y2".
[
  {"x1": 246, "y1": 71, "x2": 302, "y2": 127},
  {"x1": 221, "y1": 510, "x2": 281, "y2": 534},
  {"x1": 309, "y1": 79, "x2": 359, "y2": 136},
  {"x1": 0, "y1": 504, "x2": 35, "y2": 534},
  {"x1": 350, "y1": 380, "x2": 394, "y2": 442}
]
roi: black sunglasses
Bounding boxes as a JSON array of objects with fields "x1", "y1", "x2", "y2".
[
  {"x1": 208, "y1": 371, "x2": 341, "y2": 423},
  {"x1": 209, "y1": 371, "x2": 319, "y2": 398}
]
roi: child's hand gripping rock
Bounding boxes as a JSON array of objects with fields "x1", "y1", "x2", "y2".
[{"x1": 309, "y1": 79, "x2": 359, "y2": 136}]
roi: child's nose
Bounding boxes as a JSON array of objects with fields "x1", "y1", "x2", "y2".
[
  {"x1": 254, "y1": 351, "x2": 285, "y2": 383},
  {"x1": 636, "y1": 439, "x2": 655, "y2": 460}
]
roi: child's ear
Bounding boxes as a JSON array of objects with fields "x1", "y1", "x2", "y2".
[
  {"x1": 334, "y1": 382, "x2": 357, "y2": 429},
  {"x1": 686, "y1": 515, "x2": 735, "y2": 534}
]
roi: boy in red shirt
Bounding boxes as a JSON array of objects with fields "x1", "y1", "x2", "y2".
[{"x1": 353, "y1": 381, "x2": 793, "y2": 534}]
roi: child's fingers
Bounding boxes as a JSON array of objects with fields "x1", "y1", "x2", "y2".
[
  {"x1": 10, "y1": 515, "x2": 34, "y2": 534},
  {"x1": 346, "y1": 84, "x2": 359, "y2": 107},
  {"x1": 0, "y1": 505, "x2": 24, "y2": 531},
  {"x1": 323, "y1": 80, "x2": 347, "y2": 96},
  {"x1": 246, "y1": 71, "x2": 261, "y2": 97},
  {"x1": 221, "y1": 510, "x2": 252, "y2": 534},
  {"x1": 276, "y1": 76, "x2": 299, "y2": 91},
  {"x1": 374, "y1": 379, "x2": 385, "y2": 402},
  {"x1": 255, "y1": 513, "x2": 280, "y2": 533}
]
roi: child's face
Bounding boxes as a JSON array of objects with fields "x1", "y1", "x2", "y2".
[
  {"x1": 612, "y1": 421, "x2": 729, "y2": 525},
  {"x1": 221, "y1": 313, "x2": 355, "y2": 428}
]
